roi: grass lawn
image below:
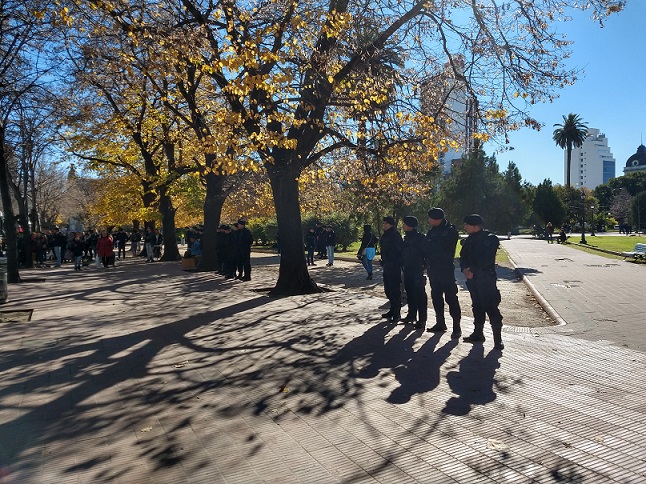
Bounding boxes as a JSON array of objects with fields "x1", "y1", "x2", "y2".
[
  {"x1": 571, "y1": 234, "x2": 646, "y2": 252},
  {"x1": 560, "y1": 233, "x2": 646, "y2": 261}
]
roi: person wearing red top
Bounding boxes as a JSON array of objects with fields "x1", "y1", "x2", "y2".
[{"x1": 96, "y1": 230, "x2": 115, "y2": 269}]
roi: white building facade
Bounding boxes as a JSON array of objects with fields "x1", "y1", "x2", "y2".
[
  {"x1": 565, "y1": 128, "x2": 616, "y2": 189},
  {"x1": 421, "y1": 58, "x2": 477, "y2": 175}
]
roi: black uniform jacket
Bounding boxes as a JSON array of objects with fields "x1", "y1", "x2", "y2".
[
  {"x1": 459, "y1": 229, "x2": 499, "y2": 276},
  {"x1": 379, "y1": 227, "x2": 402, "y2": 269},
  {"x1": 402, "y1": 229, "x2": 426, "y2": 275},
  {"x1": 424, "y1": 219, "x2": 458, "y2": 274}
]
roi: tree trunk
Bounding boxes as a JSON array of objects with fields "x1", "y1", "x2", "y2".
[
  {"x1": 199, "y1": 171, "x2": 226, "y2": 271},
  {"x1": 566, "y1": 144, "x2": 572, "y2": 187},
  {"x1": 267, "y1": 161, "x2": 319, "y2": 295},
  {"x1": 158, "y1": 186, "x2": 180, "y2": 261},
  {"x1": 0, "y1": 127, "x2": 20, "y2": 283}
]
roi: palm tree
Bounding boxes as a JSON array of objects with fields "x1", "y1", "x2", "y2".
[{"x1": 553, "y1": 113, "x2": 588, "y2": 187}]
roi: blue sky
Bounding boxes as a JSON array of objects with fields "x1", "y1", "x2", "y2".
[{"x1": 489, "y1": 1, "x2": 645, "y2": 187}]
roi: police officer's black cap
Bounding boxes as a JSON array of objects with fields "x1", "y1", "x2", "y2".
[
  {"x1": 218, "y1": 224, "x2": 227, "y2": 229},
  {"x1": 428, "y1": 207, "x2": 445, "y2": 220},
  {"x1": 403, "y1": 216, "x2": 418, "y2": 228},
  {"x1": 464, "y1": 214, "x2": 484, "y2": 226},
  {"x1": 237, "y1": 219, "x2": 247, "y2": 225},
  {"x1": 382, "y1": 216, "x2": 396, "y2": 226},
  {"x1": 222, "y1": 224, "x2": 230, "y2": 230}
]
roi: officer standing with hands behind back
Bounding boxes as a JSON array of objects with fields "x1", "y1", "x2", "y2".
[
  {"x1": 424, "y1": 207, "x2": 462, "y2": 338},
  {"x1": 379, "y1": 216, "x2": 403, "y2": 323},
  {"x1": 401, "y1": 216, "x2": 427, "y2": 330},
  {"x1": 460, "y1": 214, "x2": 505, "y2": 350}
]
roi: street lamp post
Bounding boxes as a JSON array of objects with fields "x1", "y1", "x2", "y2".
[
  {"x1": 580, "y1": 190, "x2": 587, "y2": 244},
  {"x1": 590, "y1": 204, "x2": 595, "y2": 236}
]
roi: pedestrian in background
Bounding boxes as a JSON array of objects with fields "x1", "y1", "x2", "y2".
[
  {"x1": 96, "y1": 229, "x2": 115, "y2": 269},
  {"x1": 545, "y1": 222, "x2": 554, "y2": 243},
  {"x1": 305, "y1": 227, "x2": 317, "y2": 266},
  {"x1": 460, "y1": 214, "x2": 504, "y2": 350},
  {"x1": 144, "y1": 227, "x2": 156, "y2": 262},
  {"x1": 70, "y1": 232, "x2": 85, "y2": 271},
  {"x1": 324, "y1": 225, "x2": 336, "y2": 266},
  {"x1": 237, "y1": 219, "x2": 254, "y2": 281},
  {"x1": 357, "y1": 224, "x2": 378, "y2": 280},
  {"x1": 424, "y1": 207, "x2": 462, "y2": 338}
]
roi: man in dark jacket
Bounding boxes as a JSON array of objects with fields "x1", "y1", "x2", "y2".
[
  {"x1": 50, "y1": 227, "x2": 66, "y2": 267},
  {"x1": 460, "y1": 214, "x2": 504, "y2": 350},
  {"x1": 237, "y1": 219, "x2": 254, "y2": 281},
  {"x1": 115, "y1": 228, "x2": 128, "y2": 260},
  {"x1": 424, "y1": 207, "x2": 462, "y2": 338},
  {"x1": 401, "y1": 216, "x2": 427, "y2": 329},
  {"x1": 324, "y1": 225, "x2": 336, "y2": 266},
  {"x1": 380, "y1": 216, "x2": 403, "y2": 323}
]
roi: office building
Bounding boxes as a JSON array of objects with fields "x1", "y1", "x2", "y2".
[{"x1": 565, "y1": 128, "x2": 615, "y2": 189}]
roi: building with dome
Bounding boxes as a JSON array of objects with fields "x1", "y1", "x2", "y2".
[{"x1": 624, "y1": 144, "x2": 646, "y2": 175}]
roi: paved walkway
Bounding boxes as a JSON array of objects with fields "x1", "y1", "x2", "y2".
[
  {"x1": 0, "y1": 243, "x2": 645, "y2": 483},
  {"x1": 501, "y1": 236, "x2": 646, "y2": 352}
]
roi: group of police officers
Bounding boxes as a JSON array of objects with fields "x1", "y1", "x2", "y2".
[
  {"x1": 186, "y1": 218, "x2": 253, "y2": 281},
  {"x1": 379, "y1": 208, "x2": 504, "y2": 351}
]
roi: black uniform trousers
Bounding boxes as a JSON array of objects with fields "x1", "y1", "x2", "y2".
[
  {"x1": 240, "y1": 249, "x2": 251, "y2": 280},
  {"x1": 383, "y1": 265, "x2": 402, "y2": 317},
  {"x1": 404, "y1": 271, "x2": 427, "y2": 322},
  {"x1": 428, "y1": 269, "x2": 461, "y2": 324},
  {"x1": 465, "y1": 271, "x2": 503, "y2": 331}
]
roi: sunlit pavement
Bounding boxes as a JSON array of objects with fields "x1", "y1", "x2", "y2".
[{"x1": 0, "y1": 248, "x2": 644, "y2": 483}]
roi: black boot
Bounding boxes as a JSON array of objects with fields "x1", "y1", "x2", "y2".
[
  {"x1": 451, "y1": 320, "x2": 462, "y2": 339},
  {"x1": 381, "y1": 311, "x2": 393, "y2": 319},
  {"x1": 493, "y1": 328, "x2": 504, "y2": 350},
  {"x1": 463, "y1": 331, "x2": 485, "y2": 343},
  {"x1": 426, "y1": 322, "x2": 447, "y2": 333}
]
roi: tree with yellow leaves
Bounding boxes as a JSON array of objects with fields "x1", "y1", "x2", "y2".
[{"x1": 62, "y1": 0, "x2": 623, "y2": 294}]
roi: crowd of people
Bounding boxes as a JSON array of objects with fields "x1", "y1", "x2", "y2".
[
  {"x1": 303, "y1": 224, "x2": 337, "y2": 267},
  {"x1": 21, "y1": 225, "x2": 163, "y2": 269},
  {"x1": 20, "y1": 212, "x2": 504, "y2": 349}
]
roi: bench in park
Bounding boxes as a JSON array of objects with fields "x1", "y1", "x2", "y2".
[{"x1": 622, "y1": 243, "x2": 646, "y2": 261}]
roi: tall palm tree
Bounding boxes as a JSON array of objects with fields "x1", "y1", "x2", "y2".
[{"x1": 553, "y1": 113, "x2": 588, "y2": 187}]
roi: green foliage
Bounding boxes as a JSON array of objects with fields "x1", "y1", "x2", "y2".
[
  {"x1": 437, "y1": 149, "x2": 531, "y2": 233},
  {"x1": 631, "y1": 192, "x2": 646, "y2": 231},
  {"x1": 248, "y1": 222, "x2": 267, "y2": 245},
  {"x1": 593, "y1": 172, "x2": 646, "y2": 213},
  {"x1": 533, "y1": 179, "x2": 566, "y2": 228},
  {"x1": 553, "y1": 113, "x2": 588, "y2": 187}
]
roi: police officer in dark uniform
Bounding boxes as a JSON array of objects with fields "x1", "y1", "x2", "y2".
[
  {"x1": 459, "y1": 214, "x2": 504, "y2": 350},
  {"x1": 379, "y1": 216, "x2": 403, "y2": 323},
  {"x1": 237, "y1": 219, "x2": 254, "y2": 281},
  {"x1": 401, "y1": 216, "x2": 427, "y2": 330},
  {"x1": 425, "y1": 207, "x2": 462, "y2": 338}
]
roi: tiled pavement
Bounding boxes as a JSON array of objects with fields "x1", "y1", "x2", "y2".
[{"x1": 0, "y1": 241, "x2": 645, "y2": 483}]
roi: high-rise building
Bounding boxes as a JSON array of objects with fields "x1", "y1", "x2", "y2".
[
  {"x1": 421, "y1": 57, "x2": 477, "y2": 175},
  {"x1": 565, "y1": 128, "x2": 615, "y2": 189}
]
